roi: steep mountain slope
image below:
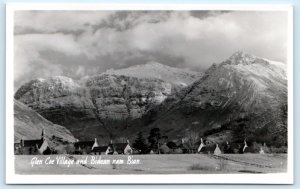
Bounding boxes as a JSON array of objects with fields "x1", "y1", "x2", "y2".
[
  {"x1": 14, "y1": 76, "x2": 110, "y2": 142},
  {"x1": 14, "y1": 74, "x2": 173, "y2": 141},
  {"x1": 86, "y1": 74, "x2": 172, "y2": 126},
  {"x1": 14, "y1": 99, "x2": 76, "y2": 148},
  {"x1": 105, "y1": 61, "x2": 202, "y2": 88},
  {"x1": 144, "y1": 52, "x2": 287, "y2": 143}
]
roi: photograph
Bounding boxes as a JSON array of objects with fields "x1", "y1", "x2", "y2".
[{"x1": 6, "y1": 4, "x2": 293, "y2": 184}]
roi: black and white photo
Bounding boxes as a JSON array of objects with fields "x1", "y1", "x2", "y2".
[{"x1": 6, "y1": 4, "x2": 293, "y2": 184}]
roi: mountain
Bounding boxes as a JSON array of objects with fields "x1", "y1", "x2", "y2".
[
  {"x1": 14, "y1": 76, "x2": 109, "y2": 142},
  {"x1": 143, "y1": 51, "x2": 287, "y2": 144},
  {"x1": 14, "y1": 52, "x2": 287, "y2": 146},
  {"x1": 14, "y1": 63, "x2": 202, "y2": 142},
  {"x1": 105, "y1": 61, "x2": 202, "y2": 88},
  {"x1": 14, "y1": 74, "x2": 174, "y2": 142},
  {"x1": 85, "y1": 74, "x2": 173, "y2": 137},
  {"x1": 14, "y1": 99, "x2": 76, "y2": 150}
]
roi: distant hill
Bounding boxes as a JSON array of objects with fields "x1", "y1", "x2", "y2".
[{"x1": 14, "y1": 99, "x2": 76, "y2": 150}]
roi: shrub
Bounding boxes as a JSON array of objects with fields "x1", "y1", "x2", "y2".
[
  {"x1": 173, "y1": 148, "x2": 183, "y2": 154},
  {"x1": 269, "y1": 146, "x2": 287, "y2": 153},
  {"x1": 189, "y1": 164, "x2": 214, "y2": 171}
]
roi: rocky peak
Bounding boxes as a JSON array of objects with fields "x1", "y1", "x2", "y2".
[
  {"x1": 222, "y1": 51, "x2": 267, "y2": 66},
  {"x1": 14, "y1": 76, "x2": 83, "y2": 104},
  {"x1": 104, "y1": 61, "x2": 202, "y2": 88},
  {"x1": 134, "y1": 61, "x2": 169, "y2": 68}
]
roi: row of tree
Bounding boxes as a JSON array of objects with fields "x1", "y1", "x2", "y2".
[
  {"x1": 133, "y1": 128, "x2": 170, "y2": 154},
  {"x1": 133, "y1": 128, "x2": 198, "y2": 154}
]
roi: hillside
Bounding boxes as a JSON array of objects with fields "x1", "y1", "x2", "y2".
[
  {"x1": 14, "y1": 75, "x2": 174, "y2": 141},
  {"x1": 14, "y1": 99, "x2": 76, "y2": 149},
  {"x1": 143, "y1": 52, "x2": 287, "y2": 145}
]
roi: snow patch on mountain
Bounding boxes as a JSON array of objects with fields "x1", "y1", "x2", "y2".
[
  {"x1": 104, "y1": 61, "x2": 202, "y2": 87},
  {"x1": 146, "y1": 51, "x2": 287, "y2": 141}
]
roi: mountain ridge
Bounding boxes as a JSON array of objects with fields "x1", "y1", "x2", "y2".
[
  {"x1": 104, "y1": 61, "x2": 202, "y2": 87},
  {"x1": 143, "y1": 52, "x2": 287, "y2": 145},
  {"x1": 14, "y1": 51, "x2": 287, "y2": 146},
  {"x1": 15, "y1": 61, "x2": 200, "y2": 141}
]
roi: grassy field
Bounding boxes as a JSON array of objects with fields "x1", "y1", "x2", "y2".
[{"x1": 15, "y1": 154, "x2": 287, "y2": 175}]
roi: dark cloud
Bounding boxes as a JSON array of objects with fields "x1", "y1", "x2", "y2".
[
  {"x1": 91, "y1": 11, "x2": 172, "y2": 32},
  {"x1": 14, "y1": 10, "x2": 288, "y2": 90},
  {"x1": 190, "y1": 10, "x2": 231, "y2": 19},
  {"x1": 14, "y1": 27, "x2": 85, "y2": 37}
]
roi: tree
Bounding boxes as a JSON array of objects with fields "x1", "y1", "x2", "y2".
[
  {"x1": 185, "y1": 130, "x2": 200, "y2": 153},
  {"x1": 232, "y1": 121, "x2": 255, "y2": 142},
  {"x1": 133, "y1": 132, "x2": 149, "y2": 154},
  {"x1": 159, "y1": 135, "x2": 168, "y2": 145},
  {"x1": 65, "y1": 144, "x2": 75, "y2": 154},
  {"x1": 167, "y1": 141, "x2": 177, "y2": 152},
  {"x1": 260, "y1": 104, "x2": 287, "y2": 147},
  {"x1": 116, "y1": 137, "x2": 127, "y2": 143},
  {"x1": 272, "y1": 104, "x2": 287, "y2": 135},
  {"x1": 148, "y1": 128, "x2": 161, "y2": 154}
]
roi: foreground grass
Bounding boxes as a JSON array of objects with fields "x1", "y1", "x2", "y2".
[{"x1": 15, "y1": 154, "x2": 287, "y2": 175}]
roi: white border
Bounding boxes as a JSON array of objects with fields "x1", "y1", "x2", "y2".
[{"x1": 5, "y1": 3, "x2": 294, "y2": 184}]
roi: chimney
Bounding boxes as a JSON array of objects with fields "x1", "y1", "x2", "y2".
[
  {"x1": 20, "y1": 138, "x2": 24, "y2": 147},
  {"x1": 243, "y1": 139, "x2": 248, "y2": 152},
  {"x1": 41, "y1": 129, "x2": 45, "y2": 139},
  {"x1": 92, "y1": 138, "x2": 99, "y2": 150}
]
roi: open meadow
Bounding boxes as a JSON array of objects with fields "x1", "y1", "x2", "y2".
[{"x1": 15, "y1": 154, "x2": 287, "y2": 175}]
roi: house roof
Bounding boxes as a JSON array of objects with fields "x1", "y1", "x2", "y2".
[
  {"x1": 243, "y1": 146, "x2": 257, "y2": 153},
  {"x1": 199, "y1": 144, "x2": 216, "y2": 153},
  {"x1": 223, "y1": 142, "x2": 247, "y2": 153},
  {"x1": 178, "y1": 142, "x2": 193, "y2": 150},
  {"x1": 243, "y1": 145, "x2": 259, "y2": 153},
  {"x1": 109, "y1": 143, "x2": 129, "y2": 153},
  {"x1": 229, "y1": 143, "x2": 242, "y2": 149},
  {"x1": 74, "y1": 141, "x2": 94, "y2": 148},
  {"x1": 23, "y1": 139, "x2": 43, "y2": 148},
  {"x1": 92, "y1": 146, "x2": 110, "y2": 152}
]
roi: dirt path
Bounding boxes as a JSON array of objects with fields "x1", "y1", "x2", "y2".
[
  {"x1": 66, "y1": 155, "x2": 96, "y2": 169},
  {"x1": 212, "y1": 155, "x2": 272, "y2": 168}
]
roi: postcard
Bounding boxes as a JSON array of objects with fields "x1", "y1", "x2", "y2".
[{"x1": 6, "y1": 3, "x2": 293, "y2": 184}]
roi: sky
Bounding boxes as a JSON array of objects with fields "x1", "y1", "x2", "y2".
[{"x1": 14, "y1": 10, "x2": 288, "y2": 89}]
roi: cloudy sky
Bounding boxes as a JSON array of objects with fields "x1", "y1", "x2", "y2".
[{"x1": 14, "y1": 10, "x2": 288, "y2": 89}]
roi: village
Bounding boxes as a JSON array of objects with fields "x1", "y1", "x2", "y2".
[
  {"x1": 13, "y1": 128, "x2": 289, "y2": 175},
  {"x1": 14, "y1": 128, "x2": 270, "y2": 156}
]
